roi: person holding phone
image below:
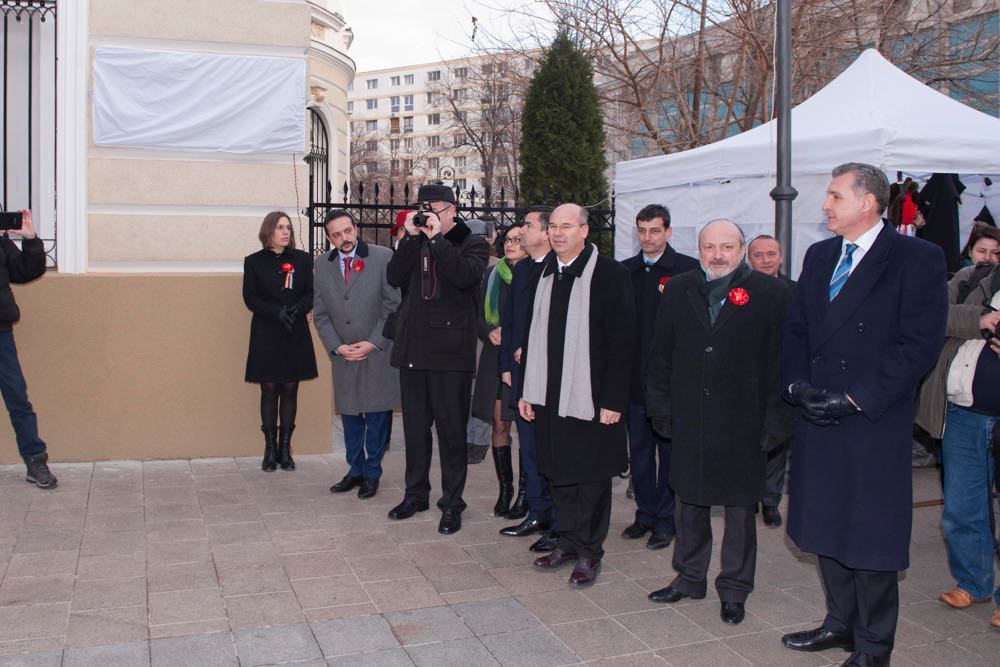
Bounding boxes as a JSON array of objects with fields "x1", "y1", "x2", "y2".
[{"x1": 0, "y1": 209, "x2": 57, "y2": 488}]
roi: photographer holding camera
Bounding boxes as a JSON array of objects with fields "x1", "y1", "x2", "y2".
[
  {"x1": 917, "y1": 257, "x2": 1000, "y2": 631},
  {"x1": 385, "y1": 183, "x2": 488, "y2": 535},
  {"x1": 0, "y1": 209, "x2": 56, "y2": 488}
]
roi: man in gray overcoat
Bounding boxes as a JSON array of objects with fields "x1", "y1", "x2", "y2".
[{"x1": 313, "y1": 209, "x2": 401, "y2": 499}]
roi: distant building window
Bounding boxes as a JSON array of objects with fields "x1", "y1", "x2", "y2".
[
  {"x1": 347, "y1": 101, "x2": 353, "y2": 113},
  {"x1": 390, "y1": 117, "x2": 400, "y2": 133},
  {"x1": 454, "y1": 66, "x2": 468, "y2": 78},
  {"x1": 391, "y1": 75, "x2": 401, "y2": 86},
  {"x1": 428, "y1": 70, "x2": 441, "y2": 81},
  {"x1": 390, "y1": 138, "x2": 400, "y2": 151},
  {"x1": 365, "y1": 140, "x2": 378, "y2": 151},
  {"x1": 453, "y1": 134, "x2": 465, "y2": 147},
  {"x1": 404, "y1": 137, "x2": 414, "y2": 151},
  {"x1": 365, "y1": 120, "x2": 377, "y2": 132},
  {"x1": 404, "y1": 95, "x2": 414, "y2": 112},
  {"x1": 453, "y1": 88, "x2": 468, "y2": 101},
  {"x1": 391, "y1": 96, "x2": 400, "y2": 113},
  {"x1": 366, "y1": 78, "x2": 378, "y2": 89},
  {"x1": 404, "y1": 74, "x2": 414, "y2": 85},
  {"x1": 391, "y1": 159, "x2": 400, "y2": 174},
  {"x1": 366, "y1": 98, "x2": 378, "y2": 110},
  {"x1": 429, "y1": 157, "x2": 440, "y2": 170},
  {"x1": 402, "y1": 159, "x2": 412, "y2": 173},
  {"x1": 427, "y1": 135, "x2": 440, "y2": 147},
  {"x1": 428, "y1": 113, "x2": 441, "y2": 125},
  {"x1": 455, "y1": 156, "x2": 466, "y2": 168},
  {"x1": 455, "y1": 178, "x2": 467, "y2": 190},
  {"x1": 455, "y1": 110, "x2": 469, "y2": 123},
  {"x1": 403, "y1": 116, "x2": 414, "y2": 133},
  {"x1": 481, "y1": 64, "x2": 493, "y2": 75}
]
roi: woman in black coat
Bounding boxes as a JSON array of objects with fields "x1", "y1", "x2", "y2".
[{"x1": 243, "y1": 211, "x2": 317, "y2": 471}]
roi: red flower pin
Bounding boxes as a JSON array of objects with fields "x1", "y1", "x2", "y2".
[
  {"x1": 352, "y1": 259, "x2": 365, "y2": 273},
  {"x1": 281, "y1": 262, "x2": 294, "y2": 273},
  {"x1": 658, "y1": 276, "x2": 670, "y2": 293},
  {"x1": 728, "y1": 287, "x2": 749, "y2": 306}
]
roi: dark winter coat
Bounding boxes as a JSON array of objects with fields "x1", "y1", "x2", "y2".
[
  {"x1": 621, "y1": 246, "x2": 699, "y2": 403},
  {"x1": 783, "y1": 223, "x2": 947, "y2": 571},
  {"x1": 646, "y1": 267, "x2": 791, "y2": 506},
  {"x1": 0, "y1": 235, "x2": 46, "y2": 327},
  {"x1": 243, "y1": 247, "x2": 318, "y2": 383},
  {"x1": 499, "y1": 256, "x2": 547, "y2": 403},
  {"x1": 471, "y1": 262, "x2": 517, "y2": 422},
  {"x1": 520, "y1": 243, "x2": 635, "y2": 485},
  {"x1": 386, "y1": 222, "x2": 489, "y2": 372}
]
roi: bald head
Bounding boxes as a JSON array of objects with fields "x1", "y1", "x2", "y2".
[
  {"x1": 548, "y1": 203, "x2": 589, "y2": 263},
  {"x1": 698, "y1": 219, "x2": 746, "y2": 280}
]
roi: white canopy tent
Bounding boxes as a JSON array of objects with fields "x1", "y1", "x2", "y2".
[{"x1": 613, "y1": 49, "x2": 1000, "y2": 273}]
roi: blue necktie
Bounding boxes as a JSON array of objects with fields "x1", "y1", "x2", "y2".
[{"x1": 828, "y1": 243, "x2": 858, "y2": 301}]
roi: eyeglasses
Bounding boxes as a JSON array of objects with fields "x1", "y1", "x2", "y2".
[
  {"x1": 548, "y1": 223, "x2": 586, "y2": 233},
  {"x1": 504, "y1": 237, "x2": 522, "y2": 245}
]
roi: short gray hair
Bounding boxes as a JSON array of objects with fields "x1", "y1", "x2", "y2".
[{"x1": 832, "y1": 163, "x2": 890, "y2": 215}]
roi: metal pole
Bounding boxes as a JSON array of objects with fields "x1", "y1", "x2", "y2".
[{"x1": 770, "y1": 0, "x2": 797, "y2": 276}]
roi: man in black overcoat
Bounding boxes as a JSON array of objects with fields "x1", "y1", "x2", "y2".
[
  {"x1": 645, "y1": 219, "x2": 790, "y2": 625},
  {"x1": 780, "y1": 163, "x2": 947, "y2": 666},
  {"x1": 518, "y1": 203, "x2": 635, "y2": 588},
  {"x1": 620, "y1": 204, "x2": 698, "y2": 550},
  {"x1": 385, "y1": 183, "x2": 489, "y2": 535},
  {"x1": 747, "y1": 234, "x2": 798, "y2": 528}
]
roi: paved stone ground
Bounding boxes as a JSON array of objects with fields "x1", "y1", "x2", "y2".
[{"x1": 0, "y1": 418, "x2": 996, "y2": 666}]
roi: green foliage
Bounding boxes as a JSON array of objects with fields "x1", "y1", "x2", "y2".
[{"x1": 519, "y1": 31, "x2": 609, "y2": 208}]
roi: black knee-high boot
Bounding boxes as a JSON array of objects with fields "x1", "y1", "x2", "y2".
[
  {"x1": 278, "y1": 424, "x2": 296, "y2": 471},
  {"x1": 492, "y1": 445, "x2": 514, "y2": 516},
  {"x1": 505, "y1": 460, "x2": 528, "y2": 520},
  {"x1": 261, "y1": 426, "x2": 278, "y2": 472}
]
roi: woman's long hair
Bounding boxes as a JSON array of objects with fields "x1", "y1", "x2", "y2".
[{"x1": 258, "y1": 211, "x2": 296, "y2": 250}]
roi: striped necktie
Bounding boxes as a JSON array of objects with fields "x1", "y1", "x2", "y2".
[{"x1": 828, "y1": 243, "x2": 858, "y2": 301}]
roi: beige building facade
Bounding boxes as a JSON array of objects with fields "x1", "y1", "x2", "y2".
[{"x1": 0, "y1": 0, "x2": 356, "y2": 462}]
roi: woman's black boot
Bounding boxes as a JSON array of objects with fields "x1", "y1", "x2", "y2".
[
  {"x1": 261, "y1": 426, "x2": 278, "y2": 472},
  {"x1": 505, "y1": 461, "x2": 528, "y2": 520},
  {"x1": 492, "y1": 445, "x2": 514, "y2": 516},
  {"x1": 277, "y1": 424, "x2": 296, "y2": 471}
]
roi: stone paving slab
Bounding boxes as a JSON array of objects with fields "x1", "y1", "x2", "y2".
[{"x1": 0, "y1": 416, "x2": 994, "y2": 665}]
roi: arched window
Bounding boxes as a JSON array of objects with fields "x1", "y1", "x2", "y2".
[{"x1": 306, "y1": 109, "x2": 329, "y2": 204}]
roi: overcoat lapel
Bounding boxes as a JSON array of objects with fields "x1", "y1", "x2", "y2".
[
  {"x1": 813, "y1": 224, "x2": 895, "y2": 349},
  {"x1": 711, "y1": 269, "x2": 752, "y2": 333},
  {"x1": 686, "y1": 288, "x2": 711, "y2": 332}
]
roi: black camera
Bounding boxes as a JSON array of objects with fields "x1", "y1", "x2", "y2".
[
  {"x1": 0, "y1": 211, "x2": 23, "y2": 231},
  {"x1": 411, "y1": 203, "x2": 430, "y2": 227}
]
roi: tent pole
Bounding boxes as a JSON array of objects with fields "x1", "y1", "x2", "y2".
[{"x1": 771, "y1": 0, "x2": 797, "y2": 276}]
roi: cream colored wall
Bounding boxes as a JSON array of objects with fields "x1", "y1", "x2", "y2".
[{"x1": 0, "y1": 274, "x2": 333, "y2": 464}]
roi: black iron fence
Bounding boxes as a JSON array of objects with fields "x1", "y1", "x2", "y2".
[{"x1": 307, "y1": 180, "x2": 615, "y2": 257}]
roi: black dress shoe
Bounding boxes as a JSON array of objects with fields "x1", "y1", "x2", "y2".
[
  {"x1": 357, "y1": 478, "x2": 378, "y2": 499},
  {"x1": 499, "y1": 517, "x2": 549, "y2": 537},
  {"x1": 529, "y1": 530, "x2": 558, "y2": 553},
  {"x1": 439, "y1": 510, "x2": 462, "y2": 534},
  {"x1": 533, "y1": 548, "x2": 577, "y2": 570},
  {"x1": 569, "y1": 559, "x2": 601, "y2": 588},
  {"x1": 387, "y1": 498, "x2": 430, "y2": 520},
  {"x1": 720, "y1": 601, "x2": 745, "y2": 624},
  {"x1": 782, "y1": 627, "x2": 855, "y2": 652},
  {"x1": 330, "y1": 474, "x2": 363, "y2": 493},
  {"x1": 621, "y1": 520, "x2": 651, "y2": 539},
  {"x1": 762, "y1": 505, "x2": 783, "y2": 527},
  {"x1": 841, "y1": 651, "x2": 890, "y2": 667},
  {"x1": 648, "y1": 585, "x2": 705, "y2": 604},
  {"x1": 646, "y1": 532, "x2": 674, "y2": 550}
]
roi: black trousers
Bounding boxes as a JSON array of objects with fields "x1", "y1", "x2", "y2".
[
  {"x1": 671, "y1": 501, "x2": 757, "y2": 602},
  {"x1": 819, "y1": 555, "x2": 899, "y2": 657},
  {"x1": 763, "y1": 439, "x2": 791, "y2": 507},
  {"x1": 550, "y1": 478, "x2": 612, "y2": 560},
  {"x1": 399, "y1": 369, "x2": 472, "y2": 512}
]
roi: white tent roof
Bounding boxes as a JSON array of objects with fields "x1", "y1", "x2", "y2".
[{"x1": 616, "y1": 48, "x2": 1000, "y2": 194}]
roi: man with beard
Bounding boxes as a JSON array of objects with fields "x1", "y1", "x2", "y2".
[
  {"x1": 645, "y1": 219, "x2": 790, "y2": 625},
  {"x1": 313, "y1": 209, "x2": 400, "y2": 500},
  {"x1": 518, "y1": 203, "x2": 634, "y2": 587}
]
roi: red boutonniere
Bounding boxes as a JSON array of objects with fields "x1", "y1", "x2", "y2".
[
  {"x1": 658, "y1": 276, "x2": 670, "y2": 293},
  {"x1": 728, "y1": 287, "x2": 749, "y2": 306},
  {"x1": 352, "y1": 259, "x2": 365, "y2": 273},
  {"x1": 281, "y1": 262, "x2": 295, "y2": 289}
]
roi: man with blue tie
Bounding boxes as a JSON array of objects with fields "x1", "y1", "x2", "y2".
[
  {"x1": 620, "y1": 204, "x2": 697, "y2": 549},
  {"x1": 780, "y1": 163, "x2": 948, "y2": 667}
]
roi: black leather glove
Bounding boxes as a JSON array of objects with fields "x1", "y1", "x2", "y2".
[
  {"x1": 800, "y1": 389, "x2": 860, "y2": 425},
  {"x1": 279, "y1": 305, "x2": 295, "y2": 333},
  {"x1": 787, "y1": 381, "x2": 815, "y2": 406},
  {"x1": 761, "y1": 433, "x2": 784, "y2": 453},
  {"x1": 649, "y1": 416, "x2": 671, "y2": 440}
]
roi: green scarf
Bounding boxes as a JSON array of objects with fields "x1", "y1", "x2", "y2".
[{"x1": 484, "y1": 258, "x2": 513, "y2": 326}]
